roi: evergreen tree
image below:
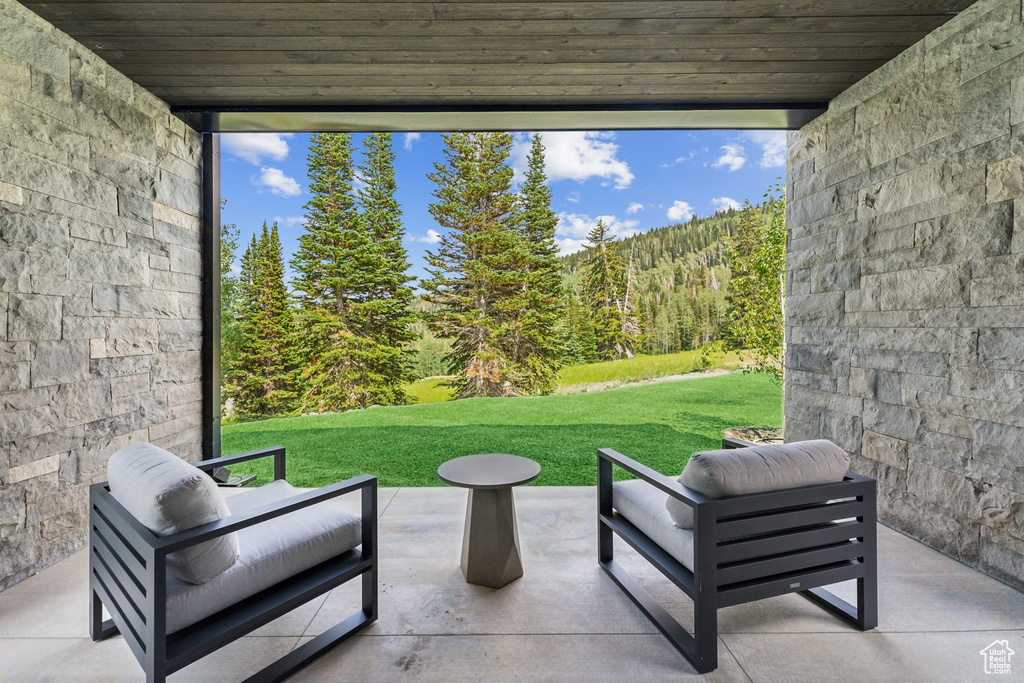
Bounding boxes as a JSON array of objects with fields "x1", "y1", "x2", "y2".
[
  {"x1": 292, "y1": 132, "x2": 378, "y2": 412},
  {"x1": 227, "y1": 223, "x2": 297, "y2": 419},
  {"x1": 354, "y1": 132, "x2": 418, "y2": 402},
  {"x1": 421, "y1": 132, "x2": 529, "y2": 398},
  {"x1": 582, "y1": 220, "x2": 634, "y2": 359},
  {"x1": 513, "y1": 133, "x2": 564, "y2": 393}
]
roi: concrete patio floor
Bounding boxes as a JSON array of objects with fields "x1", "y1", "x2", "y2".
[{"x1": 1, "y1": 486, "x2": 1022, "y2": 682}]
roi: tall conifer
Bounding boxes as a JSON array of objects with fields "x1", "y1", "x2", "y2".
[
  {"x1": 227, "y1": 222, "x2": 297, "y2": 419},
  {"x1": 421, "y1": 132, "x2": 528, "y2": 398},
  {"x1": 354, "y1": 132, "x2": 418, "y2": 402},
  {"x1": 582, "y1": 219, "x2": 635, "y2": 359},
  {"x1": 292, "y1": 133, "x2": 378, "y2": 412},
  {"x1": 513, "y1": 133, "x2": 564, "y2": 394}
]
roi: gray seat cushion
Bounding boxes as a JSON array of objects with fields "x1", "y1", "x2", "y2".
[
  {"x1": 666, "y1": 439, "x2": 850, "y2": 529},
  {"x1": 165, "y1": 479, "x2": 361, "y2": 634},
  {"x1": 613, "y1": 479, "x2": 694, "y2": 572},
  {"x1": 107, "y1": 442, "x2": 239, "y2": 585}
]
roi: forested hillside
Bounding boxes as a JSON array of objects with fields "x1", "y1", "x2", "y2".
[{"x1": 561, "y1": 209, "x2": 740, "y2": 356}]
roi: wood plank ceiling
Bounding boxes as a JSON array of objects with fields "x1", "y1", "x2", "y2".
[{"x1": 23, "y1": 1, "x2": 973, "y2": 129}]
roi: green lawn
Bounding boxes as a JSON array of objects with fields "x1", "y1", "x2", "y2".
[
  {"x1": 557, "y1": 348, "x2": 746, "y2": 388},
  {"x1": 404, "y1": 348, "x2": 748, "y2": 404},
  {"x1": 221, "y1": 372, "x2": 781, "y2": 488}
]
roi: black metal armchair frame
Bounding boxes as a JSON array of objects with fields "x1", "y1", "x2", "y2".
[
  {"x1": 598, "y1": 440, "x2": 877, "y2": 674},
  {"x1": 89, "y1": 446, "x2": 378, "y2": 683}
]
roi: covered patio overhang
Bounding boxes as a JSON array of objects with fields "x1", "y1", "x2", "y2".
[{"x1": 1, "y1": 0, "x2": 1023, "y2": 677}]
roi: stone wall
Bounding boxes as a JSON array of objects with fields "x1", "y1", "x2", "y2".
[
  {"x1": 0, "y1": 1, "x2": 204, "y2": 589},
  {"x1": 786, "y1": 0, "x2": 1024, "y2": 590}
]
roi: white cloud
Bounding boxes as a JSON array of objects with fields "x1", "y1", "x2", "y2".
[
  {"x1": 412, "y1": 229, "x2": 442, "y2": 244},
  {"x1": 712, "y1": 145, "x2": 747, "y2": 172},
  {"x1": 403, "y1": 133, "x2": 421, "y2": 151},
  {"x1": 626, "y1": 202, "x2": 645, "y2": 215},
  {"x1": 662, "y1": 150, "x2": 698, "y2": 167},
  {"x1": 254, "y1": 167, "x2": 301, "y2": 197},
  {"x1": 223, "y1": 133, "x2": 292, "y2": 165},
  {"x1": 566, "y1": 191, "x2": 581, "y2": 203},
  {"x1": 711, "y1": 197, "x2": 741, "y2": 212},
  {"x1": 555, "y1": 237, "x2": 589, "y2": 256},
  {"x1": 555, "y1": 212, "x2": 640, "y2": 255},
  {"x1": 744, "y1": 130, "x2": 787, "y2": 168},
  {"x1": 667, "y1": 201, "x2": 694, "y2": 222},
  {"x1": 512, "y1": 131, "x2": 634, "y2": 190}
]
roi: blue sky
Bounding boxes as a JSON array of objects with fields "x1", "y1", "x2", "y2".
[{"x1": 219, "y1": 130, "x2": 786, "y2": 281}]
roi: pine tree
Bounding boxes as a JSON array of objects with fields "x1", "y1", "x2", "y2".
[
  {"x1": 292, "y1": 132, "x2": 379, "y2": 412},
  {"x1": 513, "y1": 133, "x2": 564, "y2": 394},
  {"x1": 582, "y1": 219, "x2": 635, "y2": 359},
  {"x1": 421, "y1": 132, "x2": 528, "y2": 398},
  {"x1": 227, "y1": 223, "x2": 297, "y2": 420},
  {"x1": 354, "y1": 132, "x2": 418, "y2": 402}
]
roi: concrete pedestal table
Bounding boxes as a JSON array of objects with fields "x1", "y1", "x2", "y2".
[{"x1": 437, "y1": 454, "x2": 541, "y2": 589}]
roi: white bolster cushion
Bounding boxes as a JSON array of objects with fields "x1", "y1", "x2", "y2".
[
  {"x1": 107, "y1": 442, "x2": 240, "y2": 584},
  {"x1": 665, "y1": 439, "x2": 850, "y2": 529}
]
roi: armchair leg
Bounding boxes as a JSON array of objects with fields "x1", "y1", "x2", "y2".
[{"x1": 90, "y1": 588, "x2": 118, "y2": 641}]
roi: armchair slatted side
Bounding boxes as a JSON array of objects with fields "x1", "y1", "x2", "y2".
[
  {"x1": 598, "y1": 442, "x2": 877, "y2": 673},
  {"x1": 90, "y1": 446, "x2": 377, "y2": 683}
]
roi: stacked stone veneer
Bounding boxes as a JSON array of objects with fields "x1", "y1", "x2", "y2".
[
  {"x1": 786, "y1": 0, "x2": 1024, "y2": 590},
  {"x1": 0, "y1": 2, "x2": 203, "y2": 589}
]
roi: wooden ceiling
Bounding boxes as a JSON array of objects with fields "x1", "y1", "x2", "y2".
[{"x1": 24, "y1": 1, "x2": 974, "y2": 130}]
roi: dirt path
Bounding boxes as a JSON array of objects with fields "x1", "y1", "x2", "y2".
[{"x1": 554, "y1": 368, "x2": 740, "y2": 395}]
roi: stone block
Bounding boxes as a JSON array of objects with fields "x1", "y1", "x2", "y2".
[
  {"x1": 110, "y1": 373, "x2": 149, "y2": 399},
  {"x1": 0, "y1": 361, "x2": 30, "y2": 392},
  {"x1": 784, "y1": 292, "x2": 845, "y2": 325},
  {"x1": 84, "y1": 409, "x2": 146, "y2": 444},
  {"x1": 0, "y1": 483, "x2": 27, "y2": 534},
  {"x1": 158, "y1": 318, "x2": 201, "y2": 353},
  {"x1": 981, "y1": 527, "x2": 1024, "y2": 592},
  {"x1": 155, "y1": 169, "x2": 201, "y2": 217},
  {"x1": 69, "y1": 219, "x2": 126, "y2": 248},
  {"x1": 879, "y1": 485, "x2": 981, "y2": 566},
  {"x1": 861, "y1": 263, "x2": 970, "y2": 311},
  {"x1": 7, "y1": 454, "x2": 59, "y2": 484},
  {"x1": 10, "y1": 426, "x2": 85, "y2": 467},
  {"x1": 89, "y1": 355, "x2": 151, "y2": 378},
  {"x1": 978, "y1": 327, "x2": 1024, "y2": 369},
  {"x1": 863, "y1": 400, "x2": 925, "y2": 443},
  {"x1": 104, "y1": 317, "x2": 159, "y2": 357},
  {"x1": 987, "y1": 153, "x2": 1024, "y2": 203},
  {"x1": 7, "y1": 293, "x2": 61, "y2": 341},
  {"x1": 811, "y1": 260, "x2": 860, "y2": 293},
  {"x1": 170, "y1": 247, "x2": 202, "y2": 276},
  {"x1": 786, "y1": 344, "x2": 849, "y2": 376},
  {"x1": 0, "y1": 180, "x2": 24, "y2": 206},
  {"x1": 0, "y1": 6, "x2": 70, "y2": 83},
  {"x1": 819, "y1": 409, "x2": 862, "y2": 453},
  {"x1": 57, "y1": 380, "x2": 112, "y2": 425},
  {"x1": 68, "y1": 242, "x2": 149, "y2": 287},
  {"x1": 950, "y1": 366, "x2": 1024, "y2": 404},
  {"x1": 849, "y1": 367, "x2": 903, "y2": 404},
  {"x1": 853, "y1": 347, "x2": 950, "y2": 378},
  {"x1": 31, "y1": 340, "x2": 88, "y2": 388},
  {"x1": 126, "y1": 231, "x2": 170, "y2": 257}
]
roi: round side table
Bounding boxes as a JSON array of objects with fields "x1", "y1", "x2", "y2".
[{"x1": 437, "y1": 453, "x2": 541, "y2": 589}]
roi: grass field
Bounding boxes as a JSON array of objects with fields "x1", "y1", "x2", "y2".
[
  {"x1": 221, "y1": 372, "x2": 781, "y2": 488},
  {"x1": 403, "y1": 348, "x2": 747, "y2": 404},
  {"x1": 556, "y1": 348, "x2": 746, "y2": 388}
]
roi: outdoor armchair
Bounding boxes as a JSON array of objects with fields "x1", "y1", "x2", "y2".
[
  {"x1": 89, "y1": 443, "x2": 377, "y2": 683},
  {"x1": 598, "y1": 438, "x2": 877, "y2": 673}
]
